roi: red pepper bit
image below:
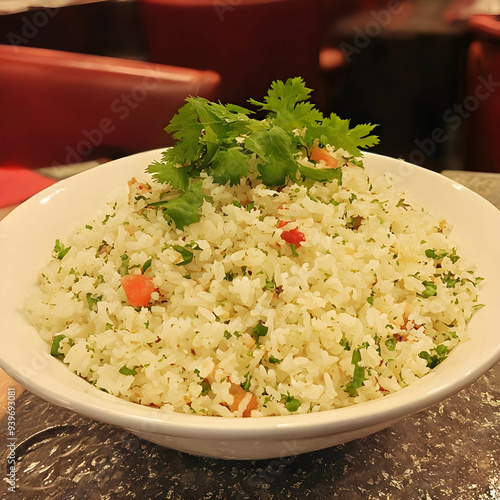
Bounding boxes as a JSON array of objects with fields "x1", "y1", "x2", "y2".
[{"x1": 281, "y1": 227, "x2": 306, "y2": 247}]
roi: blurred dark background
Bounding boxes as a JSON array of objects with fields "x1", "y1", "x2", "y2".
[{"x1": 1, "y1": 0, "x2": 499, "y2": 173}]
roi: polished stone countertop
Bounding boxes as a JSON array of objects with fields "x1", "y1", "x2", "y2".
[{"x1": 0, "y1": 170, "x2": 499, "y2": 499}]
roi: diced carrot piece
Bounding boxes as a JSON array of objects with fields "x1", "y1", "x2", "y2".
[
  {"x1": 310, "y1": 146, "x2": 338, "y2": 168},
  {"x1": 121, "y1": 274, "x2": 156, "y2": 307},
  {"x1": 229, "y1": 383, "x2": 258, "y2": 417}
]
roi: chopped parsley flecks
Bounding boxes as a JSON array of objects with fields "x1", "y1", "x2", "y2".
[
  {"x1": 53, "y1": 239, "x2": 71, "y2": 260},
  {"x1": 419, "y1": 344, "x2": 448, "y2": 369},
  {"x1": 345, "y1": 347, "x2": 366, "y2": 397},
  {"x1": 119, "y1": 365, "x2": 138, "y2": 376},
  {"x1": 281, "y1": 392, "x2": 301, "y2": 412},
  {"x1": 251, "y1": 322, "x2": 268, "y2": 344},
  {"x1": 50, "y1": 334, "x2": 66, "y2": 358}
]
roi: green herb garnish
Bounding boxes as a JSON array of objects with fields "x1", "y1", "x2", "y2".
[
  {"x1": 425, "y1": 248, "x2": 460, "y2": 263},
  {"x1": 85, "y1": 293, "x2": 102, "y2": 311},
  {"x1": 344, "y1": 347, "x2": 366, "y2": 397},
  {"x1": 251, "y1": 322, "x2": 269, "y2": 344},
  {"x1": 50, "y1": 334, "x2": 66, "y2": 358},
  {"x1": 441, "y1": 271, "x2": 458, "y2": 288},
  {"x1": 119, "y1": 254, "x2": 129, "y2": 275},
  {"x1": 419, "y1": 344, "x2": 448, "y2": 369},
  {"x1": 142, "y1": 258, "x2": 152, "y2": 273},
  {"x1": 269, "y1": 355, "x2": 282, "y2": 364},
  {"x1": 281, "y1": 392, "x2": 301, "y2": 412},
  {"x1": 340, "y1": 336, "x2": 351, "y2": 350},
  {"x1": 241, "y1": 373, "x2": 252, "y2": 391},
  {"x1": 385, "y1": 337, "x2": 396, "y2": 351},
  {"x1": 419, "y1": 280, "x2": 437, "y2": 298},
  {"x1": 147, "y1": 78, "x2": 378, "y2": 229},
  {"x1": 264, "y1": 277, "x2": 276, "y2": 291},
  {"x1": 53, "y1": 239, "x2": 71, "y2": 260},
  {"x1": 119, "y1": 366, "x2": 138, "y2": 376},
  {"x1": 200, "y1": 379, "x2": 211, "y2": 396},
  {"x1": 172, "y1": 245, "x2": 194, "y2": 266}
]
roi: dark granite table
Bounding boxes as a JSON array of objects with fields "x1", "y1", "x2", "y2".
[{"x1": 1, "y1": 170, "x2": 499, "y2": 499}]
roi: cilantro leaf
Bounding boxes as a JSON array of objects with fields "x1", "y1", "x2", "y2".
[
  {"x1": 147, "y1": 161, "x2": 189, "y2": 191},
  {"x1": 245, "y1": 126, "x2": 297, "y2": 185},
  {"x1": 311, "y1": 113, "x2": 379, "y2": 158},
  {"x1": 250, "y1": 77, "x2": 313, "y2": 111},
  {"x1": 249, "y1": 77, "x2": 323, "y2": 132},
  {"x1": 149, "y1": 77, "x2": 379, "y2": 230},
  {"x1": 164, "y1": 99, "x2": 205, "y2": 163},
  {"x1": 298, "y1": 163, "x2": 342, "y2": 184},
  {"x1": 209, "y1": 147, "x2": 249, "y2": 186},
  {"x1": 149, "y1": 181, "x2": 205, "y2": 230}
]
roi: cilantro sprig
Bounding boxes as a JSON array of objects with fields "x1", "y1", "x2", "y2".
[{"x1": 147, "y1": 77, "x2": 378, "y2": 230}]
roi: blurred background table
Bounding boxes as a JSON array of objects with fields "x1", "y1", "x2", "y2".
[{"x1": 0, "y1": 169, "x2": 498, "y2": 498}]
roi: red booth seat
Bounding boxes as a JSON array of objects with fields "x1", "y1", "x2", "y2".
[{"x1": 0, "y1": 45, "x2": 221, "y2": 169}]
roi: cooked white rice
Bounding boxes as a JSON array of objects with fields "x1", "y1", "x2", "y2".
[{"x1": 24, "y1": 160, "x2": 482, "y2": 417}]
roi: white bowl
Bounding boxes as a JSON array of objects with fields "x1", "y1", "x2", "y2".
[{"x1": 1, "y1": 150, "x2": 499, "y2": 460}]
